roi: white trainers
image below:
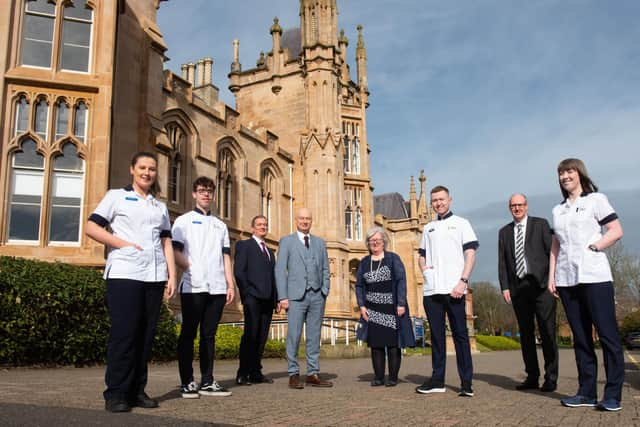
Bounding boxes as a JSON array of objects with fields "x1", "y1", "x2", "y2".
[{"x1": 199, "y1": 381, "x2": 232, "y2": 397}]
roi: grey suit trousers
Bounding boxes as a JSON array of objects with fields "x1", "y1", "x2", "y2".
[{"x1": 286, "y1": 288, "x2": 325, "y2": 376}]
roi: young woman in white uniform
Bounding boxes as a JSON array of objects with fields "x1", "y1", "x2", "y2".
[
  {"x1": 548, "y1": 158, "x2": 624, "y2": 411},
  {"x1": 86, "y1": 152, "x2": 176, "y2": 413}
]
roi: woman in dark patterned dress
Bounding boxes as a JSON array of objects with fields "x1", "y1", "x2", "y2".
[{"x1": 356, "y1": 227, "x2": 415, "y2": 386}]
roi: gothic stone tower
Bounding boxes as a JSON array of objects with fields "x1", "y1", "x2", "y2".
[{"x1": 229, "y1": 0, "x2": 372, "y2": 317}]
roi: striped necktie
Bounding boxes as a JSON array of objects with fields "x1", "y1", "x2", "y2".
[{"x1": 515, "y1": 223, "x2": 525, "y2": 278}]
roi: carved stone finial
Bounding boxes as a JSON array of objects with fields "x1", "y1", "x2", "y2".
[
  {"x1": 270, "y1": 17, "x2": 282, "y2": 35},
  {"x1": 338, "y1": 29, "x2": 348, "y2": 45},
  {"x1": 419, "y1": 169, "x2": 426, "y2": 183},
  {"x1": 257, "y1": 51, "x2": 266, "y2": 67}
]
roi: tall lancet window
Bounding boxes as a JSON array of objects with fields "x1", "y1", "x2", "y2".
[
  {"x1": 166, "y1": 123, "x2": 185, "y2": 204},
  {"x1": 217, "y1": 149, "x2": 234, "y2": 219},
  {"x1": 261, "y1": 168, "x2": 274, "y2": 225}
]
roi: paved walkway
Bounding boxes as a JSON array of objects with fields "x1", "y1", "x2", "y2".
[{"x1": 1, "y1": 349, "x2": 639, "y2": 426}]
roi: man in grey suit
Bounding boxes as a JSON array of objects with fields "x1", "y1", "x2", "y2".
[{"x1": 275, "y1": 208, "x2": 332, "y2": 389}]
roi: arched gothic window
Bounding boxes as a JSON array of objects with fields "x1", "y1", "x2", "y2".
[
  {"x1": 344, "y1": 185, "x2": 363, "y2": 241},
  {"x1": 261, "y1": 168, "x2": 275, "y2": 225},
  {"x1": 49, "y1": 143, "x2": 84, "y2": 242},
  {"x1": 15, "y1": 96, "x2": 29, "y2": 136},
  {"x1": 343, "y1": 136, "x2": 351, "y2": 173},
  {"x1": 8, "y1": 139, "x2": 45, "y2": 241},
  {"x1": 34, "y1": 98, "x2": 48, "y2": 141},
  {"x1": 352, "y1": 137, "x2": 360, "y2": 174},
  {"x1": 54, "y1": 99, "x2": 69, "y2": 141},
  {"x1": 166, "y1": 123, "x2": 185, "y2": 204},
  {"x1": 217, "y1": 149, "x2": 234, "y2": 219},
  {"x1": 73, "y1": 101, "x2": 88, "y2": 143}
]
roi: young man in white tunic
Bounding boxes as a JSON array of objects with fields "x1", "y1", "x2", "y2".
[
  {"x1": 172, "y1": 176, "x2": 235, "y2": 398},
  {"x1": 416, "y1": 185, "x2": 478, "y2": 397}
]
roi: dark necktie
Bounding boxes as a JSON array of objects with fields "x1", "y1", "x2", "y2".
[
  {"x1": 515, "y1": 224, "x2": 525, "y2": 278},
  {"x1": 304, "y1": 235, "x2": 309, "y2": 249},
  {"x1": 260, "y1": 241, "x2": 269, "y2": 260}
]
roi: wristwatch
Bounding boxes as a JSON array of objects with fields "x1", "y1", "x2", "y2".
[
  {"x1": 588, "y1": 244, "x2": 599, "y2": 252},
  {"x1": 460, "y1": 277, "x2": 469, "y2": 284}
]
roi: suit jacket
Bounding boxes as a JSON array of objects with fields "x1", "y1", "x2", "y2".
[
  {"x1": 274, "y1": 233, "x2": 330, "y2": 301},
  {"x1": 498, "y1": 216, "x2": 552, "y2": 292},
  {"x1": 234, "y1": 237, "x2": 276, "y2": 305}
]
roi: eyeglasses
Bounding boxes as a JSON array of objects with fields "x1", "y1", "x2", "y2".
[
  {"x1": 196, "y1": 189, "x2": 214, "y2": 195},
  {"x1": 509, "y1": 203, "x2": 526, "y2": 209},
  {"x1": 368, "y1": 239, "x2": 383, "y2": 245}
]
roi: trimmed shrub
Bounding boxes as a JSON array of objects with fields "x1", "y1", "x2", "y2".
[
  {"x1": 0, "y1": 256, "x2": 176, "y2": 366},
  {"x1": 176, "y1": 324, "x2": 286, "y2": 360},
  {"x1": 475, "y1": 335, "x2": 521, "y2": 351},
  {"x1": 620, "y1": 310, "x2": 640, "y2": 336}
]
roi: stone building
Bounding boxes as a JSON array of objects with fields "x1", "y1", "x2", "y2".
[{"x1": 0, "y1": 0, "x2": 474, "y2": 333}]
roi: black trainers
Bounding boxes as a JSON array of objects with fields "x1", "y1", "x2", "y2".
[
  {"x1": 181, "y1": 381, "x2": 200, "y2": 399},
  {"x1": 199, "y1": 381, "x2": 232, "y2": 397},
  {"x1": 458, "y1": 382, "x2": 474, "y2": 397},
  {"x1": 416, "y1": 381, "x2": 446, "y2": 394}
]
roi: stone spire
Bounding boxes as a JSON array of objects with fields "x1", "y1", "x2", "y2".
[
  {"x1": 356, "y1": 24, "x2": 367, "y2": 91},
  {"x1": 409, "y1": 175, "x2": 417, "y2": 218},
  {"x1": 230, "y1": 39, "x2": 241, "y2": 73},
  {"x1": 417, "y1": 170, "x2": 428, "y2": 221},
  {"x1": 229, "y1": 39, "x2": 241, "y2": 93},
  {"x1": 338, "y1": 29, "x2": 349, "y2": 82}
]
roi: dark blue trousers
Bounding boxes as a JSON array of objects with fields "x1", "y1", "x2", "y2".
[
  {"x1": 104, "y1": 279, "x2": 165, "y2": 401},
  {"x1": 423, "y1": 294, "x2": 473, "y2": 385},
  {"x1": 558, "y1": 282, "x2": 624, "y2": 402},
  {"x1": 238, "y1": 294, "x2": 274, "y2": 379}
]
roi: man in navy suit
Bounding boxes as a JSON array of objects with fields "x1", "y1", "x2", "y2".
[
  {"x1": 498, "y1": 193, "x2": 558, "y2": 392},
  {"x1": 234, "y1": 215, "x2": 277, "y2": 385}
]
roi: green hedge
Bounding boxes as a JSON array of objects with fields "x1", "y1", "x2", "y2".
[
  {"x1": 180, "y1": 324, "x2": 286, "y2": 360},
  {"x1": 475, "y1": 335, "x2": 521, "y2": 351},
  {"x1": 0, "y1": 256, "x2": 177, "y2": 366}
]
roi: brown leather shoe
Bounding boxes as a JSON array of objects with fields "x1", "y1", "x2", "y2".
[
  {"x1": 288, "y1": 374, "x2": 304, "y2": 389},
  {"x1": 305, "y1": 374, "x2": 333, "y2": 387}
]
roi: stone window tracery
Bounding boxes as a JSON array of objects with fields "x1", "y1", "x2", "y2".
[{"x1": 6, "y1": 92, "x2": 88, "y2": 244}]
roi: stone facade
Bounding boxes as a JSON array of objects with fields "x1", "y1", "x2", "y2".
[{"x1": 0, "y1": 0, "x2": 474, "y2": 341}]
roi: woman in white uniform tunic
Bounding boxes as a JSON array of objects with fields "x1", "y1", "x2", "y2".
[
  {"x1": 548, "y1": 158, "x2": 624, "y2": 412},
  {"x1": 86, "y1": 152, "x2": 176, "y2": 413}
]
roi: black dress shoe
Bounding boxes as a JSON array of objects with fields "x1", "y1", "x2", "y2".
[
  {"x1": 236, "y1": 375, "x2": 253, "y2": 385},
  {"x1": 251, "y1": 375, "x2": 274, "y2": 384},
  {"x1": 130, "y1": 392, "x2": 159, "y2": 408},
  {"x1": 515, "y1": 380, "x2": 539, "y2": 390},
  {"x1": 105, "y1": 398, "x2": 131, "y2": 413},
  {"x1": 540, "y1": 381, "x2": 557, "y2": 392},
  {"x1": 370, "y1": 379, "x2": 384, "y2": 387},
  {"x1": 385, "y1": 380, "x2": 398, "y2": 387}
]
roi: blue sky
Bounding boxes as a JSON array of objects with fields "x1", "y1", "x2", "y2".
[{"x1": 158, "y1": 0, "x2": 640, "y2": 212}]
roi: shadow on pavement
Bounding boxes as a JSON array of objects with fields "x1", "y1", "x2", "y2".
[
  {"x1": 0, "y1": 402, "x2": 239, "y2": 427},
  {"x1": 473, "y1": 372, "x2": 565, "y2": 400},
  {"x1": 625, "y1": 361, "x2": 639, "y2": 391}
]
